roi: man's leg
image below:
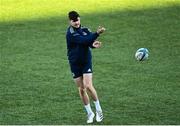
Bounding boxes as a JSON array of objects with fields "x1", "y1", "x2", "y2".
[
  {"x1": 83, "y1": 73, "x2": 103, "y2": 122},
  {"x1": 74, "y1": 76, "x2": 94, "y2": 123},
  {"x1": 74, "y1": 76, "x2": 89, "y2": 105},
  {"x1": 83, "y1": 73, "x2": 98, "y2": 101}
]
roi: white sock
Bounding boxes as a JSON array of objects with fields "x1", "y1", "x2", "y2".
[
  {"x1": 94, "y1": 100, "x2": 102, "y2": 112},
  {"x1": 84, "y1": 104, "x2": 93, "y2": 115}
]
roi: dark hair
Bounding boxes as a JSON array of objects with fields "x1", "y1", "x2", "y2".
[{"x1": 68, "y1": 11, "x2": 80, "y2": 21}]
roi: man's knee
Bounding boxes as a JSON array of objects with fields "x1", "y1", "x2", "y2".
[
  {"x1": 78, "y1": 87, "x2": 87, "y2": 95},
  {"x1": 84, "y1": 82, "x2": 92, "y2": 89},
  {"x1": 83, "y1": 77, "x2": 93, "y2": 89}
]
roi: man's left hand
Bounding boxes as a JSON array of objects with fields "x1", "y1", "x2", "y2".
[{"x1": 93, "y1": 41, "x2": 102, "y2": 48}]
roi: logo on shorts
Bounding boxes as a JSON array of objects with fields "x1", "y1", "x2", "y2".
[
  {"x1": 87, "y1": 68, "x2": 91, "y2": 72},
  {"x1": 72, "y1": 73, "x2": 75, "y2": 77}
]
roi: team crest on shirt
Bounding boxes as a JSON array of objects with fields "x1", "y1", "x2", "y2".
[{"x1": 82, "y1": 32, "x2": 87, "y2": 36}]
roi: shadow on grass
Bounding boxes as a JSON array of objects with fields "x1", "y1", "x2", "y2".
[{"x1": 0, "y1": 5, "x2": 180, "y2": 125}]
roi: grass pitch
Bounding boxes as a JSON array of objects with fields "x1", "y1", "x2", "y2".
[{"x1": 0, "y1": 0, "x2": 180, "y2": 124}]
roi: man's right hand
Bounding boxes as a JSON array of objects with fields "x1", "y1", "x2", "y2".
[{"x1": 97, "y1": 26, "x2": 106, "y2": 34}]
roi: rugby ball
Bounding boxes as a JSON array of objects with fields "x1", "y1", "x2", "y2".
[{"x1": 135, "y1": 48, "x2": 149, "y2": 61}]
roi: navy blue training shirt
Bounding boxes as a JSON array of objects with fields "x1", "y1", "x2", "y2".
[{"x1": 66, "y1": 26, "x2": 99, "y2": 64}]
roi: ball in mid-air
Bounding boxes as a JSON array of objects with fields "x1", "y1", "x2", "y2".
[{"x1": 135, "y1": 48, "x2": 149, "y2": 61}]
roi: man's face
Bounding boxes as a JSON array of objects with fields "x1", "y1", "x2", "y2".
[{"x1": 70, "y1": 17, "x2": 80, "y2": 28}]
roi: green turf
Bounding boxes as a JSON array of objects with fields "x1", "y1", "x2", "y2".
[{"x1": 0, "y1": 0, "x2": 180, "y2": 125}]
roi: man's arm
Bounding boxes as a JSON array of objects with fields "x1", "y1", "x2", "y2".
[
  {"x1": 69, "y1": 26, "x2": 105, "y2": 45},
  {"x1": 70, "y1": 32, "x2": 99, "y2": 45},
  {"x1": 89, "y1": 26, "x2": 106, "y2": 48}
]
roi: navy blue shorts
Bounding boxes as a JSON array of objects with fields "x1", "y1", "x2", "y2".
[{"x1": 69, "y1": 61, "x2": 93, "y2": 79}]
